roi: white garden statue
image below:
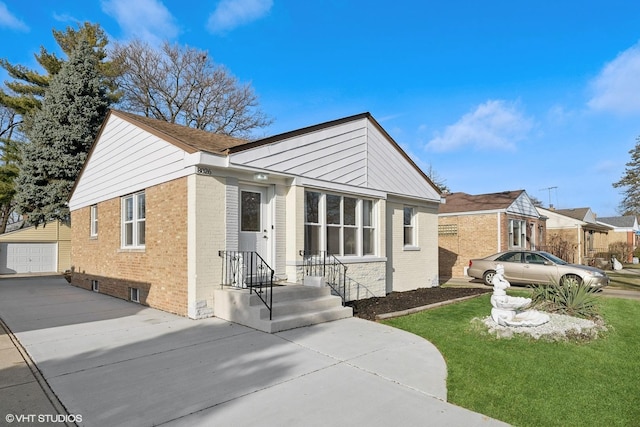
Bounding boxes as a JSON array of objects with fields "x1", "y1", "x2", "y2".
[{"x1": 490, "y1": 264, "x2": 550, "y2": 327}]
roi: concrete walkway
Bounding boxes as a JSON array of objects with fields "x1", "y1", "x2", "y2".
[{"x1": 0, "y1": 275, "x2": 509, "y2": 426}]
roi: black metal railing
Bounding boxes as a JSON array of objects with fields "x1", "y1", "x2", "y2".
[
  {"x1": 299, "y1": 250, "x2": 347, "y2": 305},
  {"x1": 219, "y1": 250, "x2": 274, "y2": 320}
]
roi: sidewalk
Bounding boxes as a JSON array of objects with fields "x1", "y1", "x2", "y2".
[{"x1": 0, "y1": 319, "x2": 71, "y2": 427}]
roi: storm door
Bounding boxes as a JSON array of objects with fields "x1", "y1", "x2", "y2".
[{"x1": 238, "y1": 186, "x2": 270, "y2": 264}]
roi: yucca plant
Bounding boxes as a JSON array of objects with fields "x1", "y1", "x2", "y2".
[{"x1": 529, "y1": 278, "x2": 600, "y2": 319}]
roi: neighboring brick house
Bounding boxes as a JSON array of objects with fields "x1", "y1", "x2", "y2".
[
  {"x1": 537, "y1": 207, "x2": 612, "y2": 266},
  {"x1": 438, "y1": 190, "x2": 546, "y2": 279},
  {"x1": 597, "y1": 216, "x2": 640, "y2": 262},
  {"x1": 68, "y1": 110, "x2": 443, "y2": 321}
]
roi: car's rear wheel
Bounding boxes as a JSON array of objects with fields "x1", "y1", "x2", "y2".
[
  {"x1": 483, "y1": 270, "x2": 496, "y2": 286},
  {"x1": 561, "y1": 274, "x2": 582, "y2": 286}
]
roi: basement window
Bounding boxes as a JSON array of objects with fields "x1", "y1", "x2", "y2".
[{"x1": 130, "y1": 287, "x2": 140, "y2": 303}]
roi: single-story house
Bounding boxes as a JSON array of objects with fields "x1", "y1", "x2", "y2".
[
  {"x1": 438, "y1": 190, "x2": 546, "y2": 279},
  {"x1": 597, "y1": 216, "x2": 640, "y2": 262},
  {"x1": 68, "y1": 110, "x2": 442, "y2": 329},
  {"x1": 537, "y1": 207, "x2": 612, "y2": 266},
  {"x1": 0, "y1": 220, "x2": 71, "y2": 274}
]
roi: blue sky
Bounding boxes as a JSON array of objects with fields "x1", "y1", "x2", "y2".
[{"x1": 2, "y1": 1, "x2": 640, "y2": 216}]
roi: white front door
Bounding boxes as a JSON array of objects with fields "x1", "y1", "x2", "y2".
[{"x1": 238, "y1": 186, "x2": 271, "y2": 263}]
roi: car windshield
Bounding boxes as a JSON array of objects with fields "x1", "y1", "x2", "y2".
[{"x1": 538, "y1": 251, "x2": 568, "y2": 265}]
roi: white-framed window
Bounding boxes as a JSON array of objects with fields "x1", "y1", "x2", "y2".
[
  {"x1": 90, "y1": 204, "x2": 98, "y2": 237},
  {"x1": 403, "y1": 207, "x2": 415, "y2": 246},
  {"x1": 122, "y1": 191, "x2": 146, "y2": 248},
  {"x1": 509, "y1": 219, "x2": 527, "y2": 248},
  {"x1": 91, "y1": 280, "x2": 99, "y2": 292},
  {"x1": 362, "y1": 200, "x2": 375, "y2": 255},
  {"x1": 130, "y1": 287, "x2": 140, "y2": 303},
  {"x1": 304, "y1": 191, "x2": 376, "y2": 257},
  {"x1": 304, "y1": 191, "x2": 322, "y2": 254}
]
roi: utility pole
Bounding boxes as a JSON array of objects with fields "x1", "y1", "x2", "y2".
[{"x1": 539, "y1": 186, "x2": 558, "y2": 208}]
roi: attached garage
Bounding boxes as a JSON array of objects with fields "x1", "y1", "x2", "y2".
[{"x1": 0, "y1": 221, "x2": 71, "y2": 275}]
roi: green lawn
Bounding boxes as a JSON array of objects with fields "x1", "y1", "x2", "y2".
[
  {"x1": 383, "y1": 294, "x2": 640, "y2": 427},
  {"x1": 609, "y1": 265, "x2": 640, "y2": 291}
]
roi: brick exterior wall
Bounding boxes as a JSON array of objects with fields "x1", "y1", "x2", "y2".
[
  {"x1": 70, "y1": 178, "x2": 189, "y2": 316},
  {"x1": 439, "y1": 213, "x2": 499, "y2": 279},
  {"x1": 439, "y1": 213, "x2": 547, "y2": 279},
  {"x1": 548, "y1": 228, "x2": 610, "y2": 265}
]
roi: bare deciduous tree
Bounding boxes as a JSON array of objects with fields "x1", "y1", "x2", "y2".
[{"x1": 112, "y1": 40, "x2": 272, "y2": 138}]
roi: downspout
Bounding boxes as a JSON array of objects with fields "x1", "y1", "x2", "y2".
[{"x1": 497, "y1": 212, "x2": 501, "y2": 252}]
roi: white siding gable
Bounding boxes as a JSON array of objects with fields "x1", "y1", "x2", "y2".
[
  {"x1": 229, "y1": 117, "x2": 440, "y2": 201},
  {"x1": 583, "y1": 209, "x2": 598, "y2": 224},
  {"x1": 69, "y1": 115, "x2": 190, "y2": 210},
  {"x1": 506, "y1": 192, "x2": 540, "y2": 218}
]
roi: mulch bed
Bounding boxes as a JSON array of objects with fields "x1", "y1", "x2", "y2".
[{"x1": 346, "y1": 287, "x2": 491, "y2": 320}]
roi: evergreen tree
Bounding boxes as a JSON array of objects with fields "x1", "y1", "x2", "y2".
[
  {"x1": 612, "y1": 136, "x2": 640, "y2": 216},
  {"x1": 15, "y1": 38, "x2": 110, "y2": 225},
  {"x1": 0, "y1": 22, "x2": 119, "y2": 119}
]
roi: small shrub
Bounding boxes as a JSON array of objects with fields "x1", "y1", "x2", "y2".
[
  {"x1": 609, "y1": 241, "x2": 633, "y2": 263},
  {"x1": 530, "y1": 279, "x2": 600, "y2": 319}
]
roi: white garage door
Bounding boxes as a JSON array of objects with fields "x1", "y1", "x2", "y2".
[{"x1": 0, "y1": 243, "x2": 57, "y2": 274}]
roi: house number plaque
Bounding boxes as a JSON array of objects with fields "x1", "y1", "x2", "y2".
[{"x1": 197, "y1": 167, "x2": 213, "y2": 175}]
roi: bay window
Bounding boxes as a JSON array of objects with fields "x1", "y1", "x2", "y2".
[
  {"x1": 304, "y1": 191, "x2": 321, "y2": 254},
  {"x1": 304, "y1": 191, "x2": 376, "y2": 256}
]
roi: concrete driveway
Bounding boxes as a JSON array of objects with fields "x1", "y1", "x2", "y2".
[{"x1": 0, "y1": 276, "x2": 508, "y2": 426}]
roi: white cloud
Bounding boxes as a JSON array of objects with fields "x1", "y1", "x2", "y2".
[
  {"x1": 207, "y1": 0, "x2": 273, "y2": 34},
  {"x1": 426, "y1": 100, "x2": 533, "y2": 152},
  {"x1": 588, "y1": 42, "x2": 640, "y2": 114},
  {"x1": 0, "y1": 2, "x2": 28, "y2": 32},
  {"x1": 546, "y1": 104, "x2": 574, "y2": 125},
  {"x1": 102, "y1": 0, "x2": 179, "y2": 45}
]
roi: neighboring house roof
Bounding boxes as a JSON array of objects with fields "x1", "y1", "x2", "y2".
[
  {"x1": 555, "y1": 208, "x2": 593, "y2": 222},
  {"x1": 439, "y1": 190, "x2": 541, "y2": 218},
  {"x1": 538, "y1": 207, "x2": 612, "y2": 232},
  {"x1": 70, "y1": 110, "x2": 441, "y2": 210},
  {"x1": 597, "y1": 216, "x2": 639, "y2": 229}
]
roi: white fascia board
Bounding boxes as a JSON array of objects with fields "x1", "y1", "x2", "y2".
[
  {"x1": 293, "y1": 177, "x2": 387, "y2": 199},
  {"x1": 439, "y1": 209, "x2": 505, "y2": 217},
  {"x1": 385, "y1": 190, "x2": 443, "y2": 205},
  {"x1": 183, "y1": 152, "x2": 228, "y2": 168}
]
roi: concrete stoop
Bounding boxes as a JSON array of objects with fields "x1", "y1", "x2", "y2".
[{"x1": 213, "y1": 284, "x2": 353, "y2": 333}]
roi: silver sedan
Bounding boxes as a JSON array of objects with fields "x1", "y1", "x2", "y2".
[{"x1": 467, "y1": 250, "x2": 609, "y2": 288}]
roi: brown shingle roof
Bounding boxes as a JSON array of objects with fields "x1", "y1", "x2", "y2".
[
  {"x1": 439, "y1": 190, "x2": 524, "y2": 214},
  {"x1": 555, "y1": 208, "x2": 590, "y2": 222},
  {"x1": 111, "y1": 110, "x2": 249, "y2": 155}
]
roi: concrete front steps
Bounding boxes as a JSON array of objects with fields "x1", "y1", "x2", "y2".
[{"x1": 213, "y1": 284, "x2": 353, "y2": 333}]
